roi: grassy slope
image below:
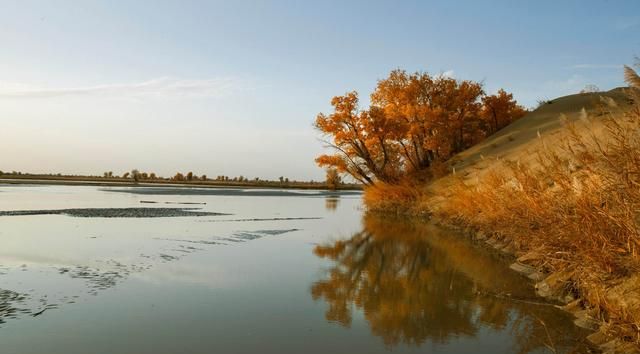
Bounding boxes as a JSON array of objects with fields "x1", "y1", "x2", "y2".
[
  {"x1": 428, "y1": 87, "x2": 633, "y2": 209},
  {"x1": 425, "y1": 87, "x2": 640, "y2": 353}
]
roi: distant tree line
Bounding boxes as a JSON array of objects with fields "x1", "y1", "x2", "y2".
[
  {"x1": 0, "y1": 169, "x2": 357, "y2": 190},
  {"x1": 117, "y1": 170, "x2": 346, "y2": 188}
]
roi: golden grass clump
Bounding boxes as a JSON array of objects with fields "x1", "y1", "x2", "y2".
[{"x1": 363, "y1": 180, "x2": 427, "y2": 216}]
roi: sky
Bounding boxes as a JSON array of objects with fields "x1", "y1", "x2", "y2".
[{"x1": 0, "y1": 0, "x2": 638, "y2": 181}]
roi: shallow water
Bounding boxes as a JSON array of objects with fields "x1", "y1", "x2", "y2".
[{"x1": 0, "y1": 184, "x2": 593, "y2": 354}]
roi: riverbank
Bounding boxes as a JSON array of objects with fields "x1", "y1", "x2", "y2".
[
  {"x1": 432, "y1": 217, "x2": 640, "y2": 354},
  {"x1": 366, "y1": 87, "x2": 640, "y2": 353}
]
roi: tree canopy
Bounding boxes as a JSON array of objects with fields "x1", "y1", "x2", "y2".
[{"x1": 315, "y1": 70, "x2": 525, "y2": 185}]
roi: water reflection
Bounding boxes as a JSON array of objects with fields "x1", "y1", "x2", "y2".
[
  {"x1": 311, "y1": 216, "x2": 592, "y2": 353},
  {"x1": 324, "y1": 196, "x2": 340, "y2": 212}
]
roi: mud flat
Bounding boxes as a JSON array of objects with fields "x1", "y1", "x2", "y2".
[{"x1": 0, "y1": 207, "x2": 227, "y2": 218}]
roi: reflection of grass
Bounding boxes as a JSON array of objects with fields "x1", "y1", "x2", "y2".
[{"x1": 311, "y1": 215, "x2": 591, "y2": 352}]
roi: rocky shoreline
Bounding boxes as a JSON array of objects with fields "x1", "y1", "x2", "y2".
[{"x1": 432, "y1": 216, "x2": 640, "y2": 354}]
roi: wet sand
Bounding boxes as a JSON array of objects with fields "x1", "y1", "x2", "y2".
[{"x1": 0, "y1": 208, "x2": 227, "y2": 218}]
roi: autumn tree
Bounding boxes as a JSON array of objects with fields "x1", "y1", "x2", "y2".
[
  {"x1": 173, "y1": 172, "x2": 185, "y2": 181},
  {"x1": 325, "y1": 168, "x2": 342, "y2": 190},
  {"x1": 131, "y1": 169, "x2": 142, "y2": 182},
  {"x1": 315, "y1": 69, "x2": 524, "y2": 185},
  {"x1": 480, "y1": 89, "x2": 526, "y2": 134},
  {"x1": 315, "y1": 92, "x2": 399, "y2": 185},
  {"x1": 377, "y1": 74, "x2": 485, "y2": 158}
]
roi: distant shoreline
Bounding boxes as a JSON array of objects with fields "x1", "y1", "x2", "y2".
[{"x1": 0, "y1": 176, "x2": 362, "y2": 191}]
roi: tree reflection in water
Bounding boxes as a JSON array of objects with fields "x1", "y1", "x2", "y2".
[
  {"x1": 311, "y1": 216, "x2": 593, "y2": 353},
  {"x1": 324, "y1": 197, "x2": 339, "y2": 212}
]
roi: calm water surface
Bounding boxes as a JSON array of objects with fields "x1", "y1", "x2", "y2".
[{"x1": 0, "y1": 185, "x2": 592, "y2": 353}]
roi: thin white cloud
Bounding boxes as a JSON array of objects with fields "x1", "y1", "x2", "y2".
[
  {"x1": 571, "y1": 64, "x2": 623, "y2": 70},
  {"x1": 0, "y1": 77, "x2": 249, "y2": 99},
  {"x1": 442, "y1": 70, "x2": 455, "y2": 78},
  {"x1": 436, "y1": 70, "x2": 455, "y2": 79}
]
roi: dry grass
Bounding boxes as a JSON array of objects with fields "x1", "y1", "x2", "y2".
[
  {"x1": 364, "y1": 159, "x2": 451, "y2": 215},
  {"x1": 437, "y1": 87, "x2": 640, "y2": 345},
  {"x1": 363, "y1": 180, "x2": 426, "y2": 216}
]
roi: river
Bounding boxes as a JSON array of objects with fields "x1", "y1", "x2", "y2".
[{"x1": 0, "y1": 184, "x2": 592, "y2": 353}]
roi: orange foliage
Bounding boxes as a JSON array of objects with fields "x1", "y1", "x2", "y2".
[
  {"x1": 315, "y1": 70, "x2": 524, "y2": 185},
  {"x1": 481, "y1": 89, "x2": 527, "y2": 134}
]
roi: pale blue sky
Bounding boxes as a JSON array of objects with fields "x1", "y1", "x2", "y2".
[{"x1": 0, "y1": 0, "x2": 638, "y2": 180}]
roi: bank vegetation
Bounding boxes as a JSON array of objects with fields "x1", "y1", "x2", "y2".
[{"x1": 315, "y1": 64, "x2": 640, "y2": 352}]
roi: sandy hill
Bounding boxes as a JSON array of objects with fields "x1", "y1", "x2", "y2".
[
  {"x1": 426, "y1": 87, "x2": 635, "y2": 207},
  {"x1": 449, "y1": 87, "x2": 633, "y2": 182}
]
